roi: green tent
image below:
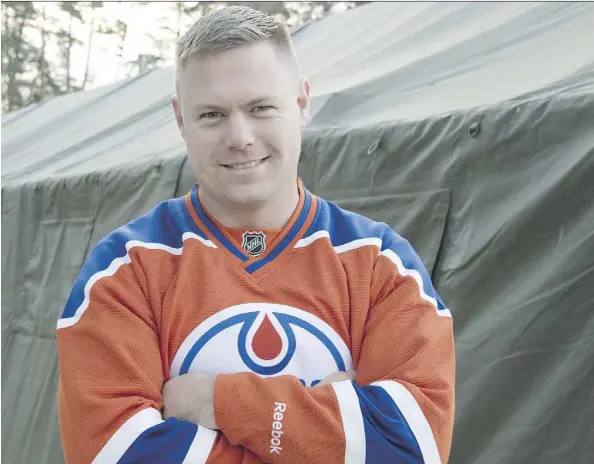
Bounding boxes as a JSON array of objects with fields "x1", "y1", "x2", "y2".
[{"x1": 3, "y1": 2, "x2": 594, "y2": 462}]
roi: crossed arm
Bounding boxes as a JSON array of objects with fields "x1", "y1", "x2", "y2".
[
  {"x1": 58, "y1": 294, "x2": 453, "y2": 463},
  {"x1": 161, "y1": 370, "x2": 353, "y2": 432},
  {"x1": 57, "y1": 239, "x2": 454, "y2": 463}
]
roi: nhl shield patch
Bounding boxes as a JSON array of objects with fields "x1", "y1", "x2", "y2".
[{"x1": 242, "y1": 231, "x2": 266, "y2": 256}]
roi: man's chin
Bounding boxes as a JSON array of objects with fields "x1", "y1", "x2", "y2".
[{"x1": 224, "y1": 185, "x2": 270, "y2": 209}]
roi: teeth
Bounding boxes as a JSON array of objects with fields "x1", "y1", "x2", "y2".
[{"x1": 227, "y1": 159, "x2": 263, "y2": 170}]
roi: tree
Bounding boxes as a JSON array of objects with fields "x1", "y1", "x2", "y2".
[
  {"x1": 1, "y1": 1, "x2": 39, "y2": 112},
  {"x1": 1, "y1": 1, "x2": 367, "y2": 113},
  {"x1": 131, "y1": 1, "x2": 352, "y2": 80},
  {"x1": 26, "y1": 3, "x2": 62, "y2": 105},
  {"x1": 95, "y1": 16, "x2": 129, "y2": 83},
  {"x1": 56, "y1": 2, "x2": 84, "y2": 93},
  {"x1": 125, "y1": 53, "x2": 164, "y2": 77},
  {"x1": 82, "y1": 1, "x2": 104, "y2": 90},
  {"x1": 125, "y1": 2, "x2": 218, "y2": 79}
]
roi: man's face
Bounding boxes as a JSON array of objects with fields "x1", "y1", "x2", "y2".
[{"x1": 173, "y1": 42, "x2": 310, "y2": 209}]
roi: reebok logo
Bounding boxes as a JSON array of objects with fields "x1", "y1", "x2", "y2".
[{"x1": 270, "y1": 402, "x2": 286, "y2": 455}]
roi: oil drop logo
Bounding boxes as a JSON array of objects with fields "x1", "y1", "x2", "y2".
[{"x1": 169, "y1": 303, "x2": 353, "y2": 387}]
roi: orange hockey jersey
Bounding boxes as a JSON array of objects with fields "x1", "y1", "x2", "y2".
[{"x1": 56, "y1": 179, "x2": 455, "y2": 464}]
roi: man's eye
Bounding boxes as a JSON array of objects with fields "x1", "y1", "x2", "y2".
[
  {"x1": 252, "y1": 105, "x2": 274, "y2": 113},
  {"x1": 200, "y1": 112, "x2": 223, "y2": 120}
]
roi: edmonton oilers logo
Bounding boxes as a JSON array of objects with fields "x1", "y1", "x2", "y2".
[{"x1": 170, "y1": 303, "x2": 353, "y2": 387}]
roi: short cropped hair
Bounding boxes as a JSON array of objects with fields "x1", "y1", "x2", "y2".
[{"x1": 175, "y1": 6, "x2": 299, "y2": 96}]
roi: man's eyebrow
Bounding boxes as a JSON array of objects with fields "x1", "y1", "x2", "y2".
[
  {"x1": 192, "y1": 104, "x2": 224, "y2": 113},
  {"x1": 246, "y1": 97, "x2": 277, "y2": 106},
  {"x1": 192, "y1": 97, "x2": 279, "y2": 114}
]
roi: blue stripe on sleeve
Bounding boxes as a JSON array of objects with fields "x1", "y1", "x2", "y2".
[
  {"x1": 118, "y1": 419, "x2": 198, "y2": 464},
  {"x1": 355, "y1": 383, "x2": 424, "y2": 464}
]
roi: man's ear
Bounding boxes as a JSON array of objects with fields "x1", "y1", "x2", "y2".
[
  {"x1": 172, "y1": 95, "x2": 185, "y2": 139},
  {"x1": 297, "y1": 77, "x2": 311, "y2": 129}
]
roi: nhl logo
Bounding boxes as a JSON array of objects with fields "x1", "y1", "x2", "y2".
[{"x1": 242, "y1": 231, "x2": 266, "y2": 256}]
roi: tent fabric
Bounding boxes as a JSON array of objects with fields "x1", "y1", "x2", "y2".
[
  {"x1": 2, "y1": 2, "x2": 594, "y2": 463},
  {"x1": 4, "y1": 1, "x2": 594, "y2": 184}
]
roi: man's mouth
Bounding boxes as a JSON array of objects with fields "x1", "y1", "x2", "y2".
[{"x1": 222, "y1": 157, "x2": 269, "y2": 170}]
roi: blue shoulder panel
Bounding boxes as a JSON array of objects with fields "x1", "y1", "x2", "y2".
[
  {"x1": 304, "y1": 197, "x2": 448, "y2": 313},
  {"x1": 60, "y1": 196, "x2": 205, "y2": 320}
]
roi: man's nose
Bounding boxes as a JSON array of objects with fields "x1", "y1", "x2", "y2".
[{"x1": 225, "y1": 113, "x2": 255, "y2": 151}]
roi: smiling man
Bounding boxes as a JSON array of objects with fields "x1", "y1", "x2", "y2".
[
  {"x1": 56, "y1": 6, "x2": 455, "y2": 464},
  {"x1": 173, "y1": 33, "x2": 305, "y2": 231}
]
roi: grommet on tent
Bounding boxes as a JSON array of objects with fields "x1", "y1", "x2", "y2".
[
  {"x1": 367, "y1": 136, "x2": 382, "y2": 155},
  {"x1": 468, "y1": 120, "x2": 482, "y2": 138}
]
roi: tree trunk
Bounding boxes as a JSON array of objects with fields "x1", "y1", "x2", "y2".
[
  {"x1": 82, "y1": 4, "x2": 97, "y2": 90},
  {"x1": 39, "y1": 6, "x2": 47, "y2": 90},
  {"x1": 114, "y1": 29, "x2": 127, "y2": 81},
  {"x1": 9, "y1": 8, "x2": 27, "y2": 110},
  {"x1": 3, "y1": 7, "x2": 15, "y2": 111},
  {"x1": 28, "y1": 4, "x2": 47, "y2": 104},
  {"x1": 66, "y1": 12, "x2": 73, "y2": 92}
]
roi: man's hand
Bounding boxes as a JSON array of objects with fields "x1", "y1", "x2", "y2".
[{"x1": 162, "y1": 373, "x2": 218, "y2": 429}]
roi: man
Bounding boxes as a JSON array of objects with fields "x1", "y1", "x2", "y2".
[{"x1": 56, "y1": 6, "x2": 455, "y2": 464}]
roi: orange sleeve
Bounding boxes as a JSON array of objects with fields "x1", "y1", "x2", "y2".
[
  {"x1": 356, "y1": 234, "x2": 455, "y2": 463},
  {"x1": 56, "y1": 237, "x2": 262, "y2": 464},
  {"x1": 213, "y1": 234, "x2": 455, "y2": 464}
]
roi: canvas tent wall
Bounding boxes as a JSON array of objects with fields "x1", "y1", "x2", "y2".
[{"x1": 2, "y1": 2, "x2": 594, "y2": 463}]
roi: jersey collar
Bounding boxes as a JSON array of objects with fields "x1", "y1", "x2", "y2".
[{"x1": 185, "y1": 178, "x2": 317, "y2": 277}]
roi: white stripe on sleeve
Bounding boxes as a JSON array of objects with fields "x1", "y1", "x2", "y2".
[
  {"x1": 331, "y1": 380, "x2": 366, "y2": 464},
  {"x1": 92, "y1": 408, "x2": 163, "y2": 464},
  {"x1": 182, "y1": 426, "x2": 217, "y2": 464},
  {"x1": 372, "y1": 380, "x2": 441, "y2": 464}
]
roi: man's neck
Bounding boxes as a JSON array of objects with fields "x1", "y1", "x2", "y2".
[{"x1": 201, "y1": 183, "x2": 300, "y2": 230}]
